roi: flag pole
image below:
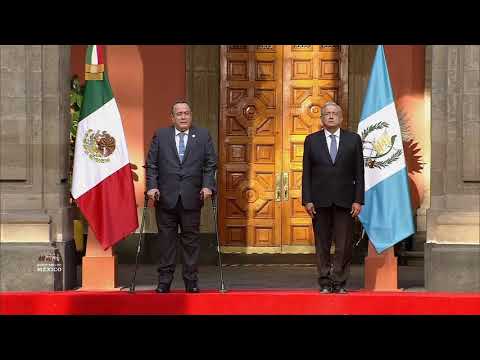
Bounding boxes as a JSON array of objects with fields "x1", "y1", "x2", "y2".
[
  {"x1": 361, "y1": 112, "x2": 400, "y2": 292},
  {"x1": 73, "y1": 45, "x2": 137, "y2": 291},
  {"x1": 357, "y1": 45, "x2": 412, "y2": 292}
]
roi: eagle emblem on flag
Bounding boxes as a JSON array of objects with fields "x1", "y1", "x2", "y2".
[{"x1": 82, "y1": 129, "x2": 116, "y2": 163}]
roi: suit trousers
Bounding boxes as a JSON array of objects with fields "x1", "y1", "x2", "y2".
[
  {"x1": 155, "y1": 196, "x2": 201, "y2": 285},
  {"x1": 313, "y1": 205, "x2": 353, "y2": 287}
]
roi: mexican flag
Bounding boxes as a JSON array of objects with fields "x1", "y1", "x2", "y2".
[{"x1": 71, "y1": 45, "x2": 138, "y2": 250}]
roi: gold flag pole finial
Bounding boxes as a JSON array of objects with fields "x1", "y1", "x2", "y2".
[{"x1": 85, "y1": 63, "x2": 105, "y2": 81}]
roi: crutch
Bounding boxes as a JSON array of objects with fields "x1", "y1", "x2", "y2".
[
  {"x1": 211, "y1": 187, "x2": 227, "y2": 293},
  {"x1": 126, "y1": 191, "x2": 149, "y2": 293}
]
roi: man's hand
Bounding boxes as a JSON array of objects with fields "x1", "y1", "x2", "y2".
[
  {"x1": 351, "y1": 202, "x2": 362, "y2": 218},
  {"x1": 200, "y1": 187, "x2": 212, "y2": 200},
  {"x1": 304, "y1": 202, "x2": 316, "y2": 218},
  {"x1": 147, "y1": 188, "x2": 160, "y2": 201}
]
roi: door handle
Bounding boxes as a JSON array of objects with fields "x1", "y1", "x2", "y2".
[
  {"x1": 275, "y1": 173, "x2": 282, "y2": 202},
  {"x1": 283, "y1": 172, "x2": 289, "y2": 200}
]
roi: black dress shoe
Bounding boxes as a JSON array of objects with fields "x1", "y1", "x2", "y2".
[
  {"x1": 332, "y1": 286, "x2": 348, "y2": 294},
  {"x1": 319, "y1": 285, "x2": 331, "y2": 293},
  {"x1": 155, "y1": 283, "x2": 171, "y2": 293},
  {"x1": 185, "y1": 282, "x2": 200, "y2": 293}
]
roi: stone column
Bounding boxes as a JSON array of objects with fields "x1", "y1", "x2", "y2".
[
  {"x1": 417, "y1": 46, "x2": 432, "y2": 233},
  {"x1": 426, "y1": 45, "x2": 480, "y2": 291},
  {"x1": 0, "y1": 45, "x2": 75, "y2": 291}
]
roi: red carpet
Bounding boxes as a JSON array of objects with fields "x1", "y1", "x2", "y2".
[{"x1": 2, "y1": 290, "x2": 480, "y2": 315}]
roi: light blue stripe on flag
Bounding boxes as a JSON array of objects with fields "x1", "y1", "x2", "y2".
[
  {"x1": 360, "y1": 45, "x2": 394, "y2": 121},
  {"x1": 358, "y1": 45, "x2": 415, "y2": 254},
  {"x1": 360, "y1": 171, "x2": 415, "y2": 253}
]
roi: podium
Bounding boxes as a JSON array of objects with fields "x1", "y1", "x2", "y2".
[{"x1": 79, "y1": 227, "x2": 118, "y2": 291}]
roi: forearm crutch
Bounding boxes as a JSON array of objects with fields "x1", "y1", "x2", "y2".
[
  {"x1": 127, "y1": 191, "x2": 149, "y2": 293},
  {"x1": 211, "y1": 191, "x2": 227, "y2": 293}
]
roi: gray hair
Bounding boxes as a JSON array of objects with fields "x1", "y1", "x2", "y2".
[{"x1": 320, "y1": 101, "x2": 342, "y2": 117}]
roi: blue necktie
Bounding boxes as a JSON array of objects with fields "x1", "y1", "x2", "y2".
[
  {"x1": 329, "y1": 134, "x2": 337, "y2": 163},
  {"x1": 178, "y1": 132, "x2": 186, "y2": 162}
]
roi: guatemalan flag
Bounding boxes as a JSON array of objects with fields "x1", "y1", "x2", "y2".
[{"x1": 357, "y1": 45, "x2": 415, "y2": 254}]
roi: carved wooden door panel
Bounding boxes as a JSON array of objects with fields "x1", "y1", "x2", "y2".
[
  {"x1": 219, "y1": 45, "x2": 284, "y2": 253},
  {"x1": 281, "y1": 45, "x2": 345, "y2": 253},
  {"x1": 219, "y1": 45, "x2": 346, "y2": 253}
]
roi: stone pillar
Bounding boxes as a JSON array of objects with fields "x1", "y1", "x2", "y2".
[
  {"x1": 0, "y1": 46, "x2": 75, "y2": 291},
  {"x1": 426, "y1": 45, "x2": 480, "y2": 291},
  {"x1": 417, "y1": 47, "x2": 432, "y2": 233},
  {"x1": 185, "y1": 45, "x2": 220, "y2": 234}
]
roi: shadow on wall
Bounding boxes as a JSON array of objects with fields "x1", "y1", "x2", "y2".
[{"x1": 397, "y1": 106, "x2": 425, "y2": 211}]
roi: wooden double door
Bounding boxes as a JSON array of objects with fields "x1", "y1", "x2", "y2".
[{"x1": 218, "y1": 45, "x2": 348, "y2": 253}]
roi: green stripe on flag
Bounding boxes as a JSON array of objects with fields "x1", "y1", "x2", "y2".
[
  {"x1": 79, "y1": 71, "x2": 114, "y2": 121},
  {"x1": 86, "y1": 45, "x2": 93, "y2": 65}
]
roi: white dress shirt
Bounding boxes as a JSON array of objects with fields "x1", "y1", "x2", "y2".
[
  {"x1": 324, "y1": 128, "x2": 340, "y2": 153},
  {"x1": 175, "y1": 128, "x2": 189, "y2": 154}
]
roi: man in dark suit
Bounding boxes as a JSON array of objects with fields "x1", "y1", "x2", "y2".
[
  {"x1": 146, "y1": 101, "x2": 217, "y2": 293},
  {"x1": 302, "y1": 101, "x2": 364, "y2": 293}
]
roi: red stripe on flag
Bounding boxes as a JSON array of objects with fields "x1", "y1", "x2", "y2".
[
  {"x1": 76, "y1": 164, "x2": 138, "y2": 249},
  {"x1": 96, "y1": 45, "x2": 104, "y2": 65}
]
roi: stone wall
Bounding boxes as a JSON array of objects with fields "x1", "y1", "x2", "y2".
[
  {"x1": 0, "y1": 46, "x2": 75, "y2": 291},
  {"x1": 426, "y1": 45, "x2": 480, "y2": 291}
]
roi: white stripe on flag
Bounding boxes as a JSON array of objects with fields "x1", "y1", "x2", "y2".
[
  {"x1": 359, "y1": 102, "x2": 406, "y2": 192},
  {"x1": 71, "y1": 98, "x2": 130, "y2": 199},
  {"x1": 91, "y1": 45, "x2": 98, "y2": 65}
]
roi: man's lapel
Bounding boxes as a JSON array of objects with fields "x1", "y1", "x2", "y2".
[
  {"x1": 182, "y1": 126, "x2": 196, "y2": 163},
  {"x1": 335, "y1": 129, "x2": 345, "y2": 164},
  {"x1": 169, "y1": 126, "x2": 181, "y2": 163},
  {"x1": 319, "y1": 129, "x2": 333, "y2": 165}
]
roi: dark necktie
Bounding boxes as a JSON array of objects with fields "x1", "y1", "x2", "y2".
[
  {"x1": 178, "y1": 132, "x2": 186, "y2": 162},
  {"x1": 329, "y1": 134, "x2": 337, "y2": 163}
]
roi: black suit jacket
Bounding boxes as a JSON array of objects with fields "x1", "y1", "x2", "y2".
[
  {"x1": 146, "y1": 125, "x2": 217, "y2": 210},
  {"x1": 302, "y1": 128, "x2": 364, "y2": 209}
]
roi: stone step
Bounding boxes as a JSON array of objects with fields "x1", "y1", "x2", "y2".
[
  {"x1": 401, "y1": 250, "x2": 424, "y2": 258},
  {"x1": 407, "y1": 260, "x2": 424, "y2": 267},
  {"x1": 397, "y1": 250, "x2": 424, "y2": 267},
  {"x1": 414, "y1": 231, "x2": 426, "y2": 241}
]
